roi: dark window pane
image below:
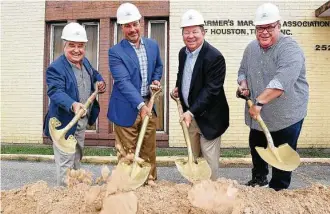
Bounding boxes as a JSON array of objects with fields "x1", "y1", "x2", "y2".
[
  {"x1": 83, "y1": 23, "x2": 99, "y2": 131},
  {"x1": 116, "y1": 24, "x2": 124, "y2": 44},
  {"x1": 149, "y1": 21, "x2": 166, "y2": 132},
  {"x1": 52, "y1": 25, "x2": 65, "y2": 61},
  {"x1": 84, "y1": 24, "x2": 98, "y2": 69}
]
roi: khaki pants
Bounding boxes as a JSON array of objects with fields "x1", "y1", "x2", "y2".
[
  {"x1": 53, "y1": 117, "x2": 88, "y2": 186},
  {"x1": 188, "y1": 119, "x2": 221, "y2": 181},
  {"x1": 114, "y1": 111, "x2": 157, "y2": 180}
]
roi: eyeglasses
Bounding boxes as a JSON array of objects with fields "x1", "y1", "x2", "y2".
[
  {"x1": 256, "y1": 23, "x2": 278, "y2": 33},
  {"x1": 183, "y1": 31, "x2": 201, "y2": 36}
]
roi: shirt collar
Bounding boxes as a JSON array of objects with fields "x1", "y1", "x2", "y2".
[
  {"x1": 128, "y1": 38, "x2": 144, "y2": 48},
  {"x1": 66, "y1": 56, "x2": 83, "y2": 70},
  {"x1": 185, "y1": 40, "x2": 204, "y2": 56}
]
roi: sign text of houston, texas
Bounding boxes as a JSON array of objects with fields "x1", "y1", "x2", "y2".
[{"x1": 204, "y1": 20, "x2": 330, "y2": 36}]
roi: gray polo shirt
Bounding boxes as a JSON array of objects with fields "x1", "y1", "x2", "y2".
[
  {"x1": 237, "y1": 34, "x2": 309, "y2": 131},
  {"x1": 68, "y1": 60, "x2": 91, "y2": 105}
]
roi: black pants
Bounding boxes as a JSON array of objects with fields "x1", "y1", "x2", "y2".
[{"x1": 249, "y1": 119, "x2": 304, "y2": 191}]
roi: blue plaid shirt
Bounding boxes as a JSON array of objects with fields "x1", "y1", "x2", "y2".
[{"x1": 129, "y1": 39, "x2": 149, "y2": 97}]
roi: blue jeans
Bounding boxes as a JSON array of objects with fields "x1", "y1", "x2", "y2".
[{"x1": 249, "y1": 119, "x2": 304, "y2": 191}]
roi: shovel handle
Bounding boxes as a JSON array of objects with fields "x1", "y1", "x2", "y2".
[
  {"x1": 134, "y1": 115, "x2": 150, "y2": 161},
  {"x1": 133, "y1": 85, "x2": 162, "y2": 161},
  {"x1": 237, "y1": 94, "x2": 278, "y2": 151},
  {"x1": 170, "y1": 92, "x2": 196, "y2": 164},
  {"x1": 62, "y1": 84, "x2": 99, "y2": 134},
  {"x1": 245, "y1": 100, "x2": 275, "y2": 149}
]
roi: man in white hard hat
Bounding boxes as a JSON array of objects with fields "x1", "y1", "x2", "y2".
[
  {"x1": 172, "y1": 9, "x2": 229, "y2": 181},
  {"x1": 237, "y1": 3, "x2": 309, "y2": 190},
  {"x1": 44, "y1": 22, "x2": 106, "y2": 186},
  {"x1": 107, "y1": 3, "x2": 163, "y2": 186}
]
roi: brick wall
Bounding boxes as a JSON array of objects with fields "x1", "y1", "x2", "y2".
[
  {"x1": 169, "y1": 1, "x2": 330, "y2": 148},
  {"x1": 1, "y1": 1, "x2": 45, "y2": 143},
  {"x1": 45, "y1": 1, "x2": 169, "y2": 21}
]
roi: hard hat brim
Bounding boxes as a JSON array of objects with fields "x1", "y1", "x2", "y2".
[
  {"x1": 117, "y1": 15, "x2": 142, "y2": 25},
  {"x1": 254, "y1": 18, "x2": 281, "y2": 26},
  {"x1": 180, "y1": 24, "x2": 204, "y2": 28},
  {"x1": 61, "y1": 37, "x2": 88, "y2": 43}
]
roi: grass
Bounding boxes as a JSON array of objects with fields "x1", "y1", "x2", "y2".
[
  {"x1": 1, "y1": 144, "x2": 329, "y2": 158},
  {"x1": 1, "y1": 145, "x2": 54, "y2": 155},
  {"x1": 297, "y1": 148, "x2": 330, "y2": 158},
  {"x1": 0, "y1": 144, "x2": 116, "y2": 156}
]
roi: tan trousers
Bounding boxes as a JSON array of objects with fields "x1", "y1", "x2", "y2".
[
  {"x1": 114, "y1": 111, "x2": 157, "y2": 180},
  {"x1": 188, "y1": 119, "x2": 221, "y2": 181}
]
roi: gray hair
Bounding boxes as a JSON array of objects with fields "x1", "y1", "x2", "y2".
[{"x1": 62, "y1": 40, "x2": 86, "y2": 49}]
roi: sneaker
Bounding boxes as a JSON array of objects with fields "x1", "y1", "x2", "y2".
[{"x1": 245, "y1": 177, "x2": 269, "y2": 187}]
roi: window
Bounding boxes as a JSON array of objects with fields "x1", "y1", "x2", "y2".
[
  {"x1": 82, "y1": 22, "x2": 99, "y2": 69},
  {"x1": 114, "y1": 22, "x2": 124, "y2": 44},
  {"x1": 50, "y1": 24, "x2": 66, "y2": 62},
  {"x1": 148, "y1": 20, "x2": 167, "y2": 132},
  {"x1": 81, "y1": 22, "x2": 99, "y2": 131},
  {"x1": 49, "y1": 22, "x2": 99, "y2": 131}
]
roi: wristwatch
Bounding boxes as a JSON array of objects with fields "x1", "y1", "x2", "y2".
[{"x1": 255, "y1": 100, "x2": 264, "y2": 107}]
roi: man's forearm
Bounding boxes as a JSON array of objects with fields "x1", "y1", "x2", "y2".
[{"x1": 257, "y1": 88, "x2": 284, "y2": 104}]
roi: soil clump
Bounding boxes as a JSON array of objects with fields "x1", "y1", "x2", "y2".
[{"x1": 1, "y1": 166, "x2": 329, "y2": 214}]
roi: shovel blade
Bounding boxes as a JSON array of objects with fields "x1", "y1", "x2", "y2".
[
  {"x1": 256, "y1": 143, "x2": 300, "y2": 171},
  {"x1": 175, "y1": 158, "x2": 212, "y2": 182},
  {"x1": 115, "y1": 162, "x2": 151, "y2": 190},
  {"x1": 49, "y1": 117, "x2": 77, "y2": 154}
]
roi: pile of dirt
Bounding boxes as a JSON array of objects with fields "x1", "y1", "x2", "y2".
[{"x1": 1, "y1": 166, "x2": 330, "y2": 214}]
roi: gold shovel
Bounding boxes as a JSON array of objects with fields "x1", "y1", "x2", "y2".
[
  {"x1": 237, "y1": 94, "x2": 300, "y2": 171},
  {"x1": 170, "y1": 93, "x2": 211, "y2": 182},
  {"x1": 115, "y1": 85, "x2": 162, "y2": 190},
  {"x1": 49, "y1": 86, "x2": 99, "y2": 154}
]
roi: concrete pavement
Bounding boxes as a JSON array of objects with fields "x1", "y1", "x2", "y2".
[
  {"x1": 1, "y1": 160, "x2": 329, "y2": 190},
  {"x1": 1, "y1": 154, "x2": 330, "y2": 167},
  {"x1": 1, "y1": 154, "x2": 329, "y2": 190}
]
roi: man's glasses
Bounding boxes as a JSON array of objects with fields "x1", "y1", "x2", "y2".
[
  {"x1": 183, "y1": 31, "x2": 201, "y2": 36},
  {"x1": 256, "y1": 23, "x2": 278, "y2": 33}
]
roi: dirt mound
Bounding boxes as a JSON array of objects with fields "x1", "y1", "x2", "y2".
[{"x1": 1, "y1": 166, "x2": 330, "y2": 214}]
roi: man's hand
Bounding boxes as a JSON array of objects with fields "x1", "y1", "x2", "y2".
[
  {"x1": 97, "y1": 81, "x2": 106, "y2": 94},
  {"x1": 236, "y1": 86, "x2": 250, "y2": 97},
  {"x1": 236, "y1": 80, "x2": 250, "y2": 98},
  {"x1": 152, "y1": 80, "x2": 161, "y2": 87},
  {"x1": 72, "y1": 102, "x2": 87, "y2": 117},
  {"x1": 171, "y1": 87, "x2": 179, "y2": 98},
  {"x1": 140, "y1": 105, "x2": 152, "y2": 120},
  {"x1": 249, "y1": 105, "x2": 262, "y2": 120},
  {"x1": 180, "y1": 111, "x2": 193, "y2": 128}
]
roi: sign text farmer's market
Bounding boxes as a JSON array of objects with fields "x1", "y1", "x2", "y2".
[{"x1": 204, "y1": 20, "x2": 330, "y2": 36}]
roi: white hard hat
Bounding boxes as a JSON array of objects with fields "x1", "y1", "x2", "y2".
[
  {"x1": 181, "y1": 9, "x2": 204, "y2": 28},
  {"x1": 254, "y1": 3, "x2": 281, "y2": 26},
  {"x1": 117, "y1": 3, "x2": 142, "y2": 25},
  {"x1": 61, "y1": 22, "x2": 88, "y2": 42}
]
